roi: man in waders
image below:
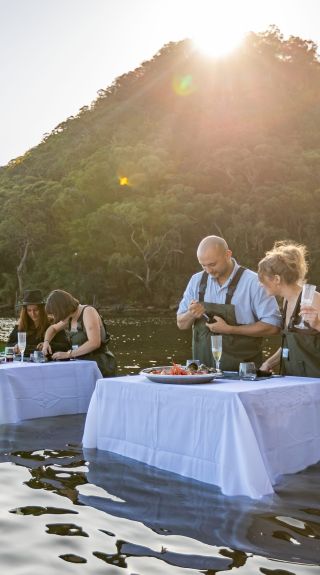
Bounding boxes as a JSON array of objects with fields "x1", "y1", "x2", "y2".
[{"x1": 177, "y1": 236, "x2": 282, "y2": 371}]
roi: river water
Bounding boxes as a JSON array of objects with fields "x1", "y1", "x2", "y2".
[{"x1": 0, "y1": 315, "x2": 319, "y2": 574}]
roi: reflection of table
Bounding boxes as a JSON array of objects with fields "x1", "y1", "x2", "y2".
[
  {"x1": 83, "y1": 375, "x2": 320, "y2": 498},
  {"x1": 0, "y1": 361, "x2": 101, "y2": 424}
]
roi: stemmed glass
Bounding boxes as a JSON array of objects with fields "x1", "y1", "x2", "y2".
[
  {"x1": 18, "y1": 332, "x2": 26, "y2": 362},
  {"x1": 295, "y1": 284, "x2": 316, "y2": 329},
  {"x1": 211, "y1": 334, "x2": 222, "y2": 372}
]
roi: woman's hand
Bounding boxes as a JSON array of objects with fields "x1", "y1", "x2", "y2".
[
  {"x1": 13, "y1": 344, "x2": 19, "y2": 353},
  {"x1": 260, "y1": 360, "x2": 273, "y2": 372},
  {"x1": 42, "y1": 341, "x2": 52, "y2": 356},
  {"x1": 52, "y1": 351, "x2": 70, "y2": 360},
  {"x1": 300, "y1": 305, "x2": 320, "y2": 330}
]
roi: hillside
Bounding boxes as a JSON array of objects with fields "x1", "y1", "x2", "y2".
[{"x1": 1, "y1": 27, "x2": 320, "y2": 307}]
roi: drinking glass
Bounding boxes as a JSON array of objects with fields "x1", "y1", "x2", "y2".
[
  {"x1": 239, "y1": 362, "x2": 257, "y2": 380},
  {"x1": 4, "y1": 347, "x2": 14, "y2": 363},
  {"x1": 211, "y1": 334, "x2": 222, "y2": 371},
  {"x1": 33, "y1": 350, "x2": 45, "y2": 363},
  {"x1": 295, "y1": 284, "x2": 316, "y2": 329},
  {"x1": 18, "y1": 332, "x2": 27, "y2": 363}
]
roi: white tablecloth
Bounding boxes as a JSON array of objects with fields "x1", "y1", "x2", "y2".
[
  {"x1": 82, "y1": 375, "x2": 320, "y2": 498},
  {"x1": 0, "y1": 360, "x2": 101, "y2": 424}
]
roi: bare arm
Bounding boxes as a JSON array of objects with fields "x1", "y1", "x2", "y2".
[
  {"x1": 177, "y1": 300, "x2": 205, "y2": 330},
  {"x1": 207, "y1": 316, "x2": 280, "y2": 337},
  {"x1": 42, "y1": 322, "x2": 66, "y2": 355},
  {"x1": 52, "y1": 307, "x2": 101, "y2": 360}
]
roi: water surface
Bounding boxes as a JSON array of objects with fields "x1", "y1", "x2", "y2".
[{"x1": 0, "y1": 315, "x2": 319, "y2": 574}]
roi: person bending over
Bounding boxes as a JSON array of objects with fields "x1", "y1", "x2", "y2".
[
  {"x1": 177, "y1": 235, "x2": 281, "y2": 371},
  {"x1": 42, "y1": 289, "x2": 116, "y2": 377}
]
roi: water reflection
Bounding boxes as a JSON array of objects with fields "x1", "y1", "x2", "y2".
[
  {"x1": 0, "y1": 414, "x2": 319, "y2": 574},
  {"x1": 83, "y1": 446, "x2": 320, "y2": 565},
  {"x1": 0, "y1": 315, "x2": 318, "y2": 574}
]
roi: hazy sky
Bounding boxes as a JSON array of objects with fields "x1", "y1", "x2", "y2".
[{"x1": 1, "y1": 0, "x2": 320, "y2": 166}]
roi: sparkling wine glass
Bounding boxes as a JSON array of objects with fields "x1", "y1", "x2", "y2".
[
  {"x1": 295, "y1": 284, "x2": 316, "y2": 329},
  {"x1": 211, "y1": 334, "x2": 222, "y2": 372},
  {"x1": 18, "y1": 332, "x2": 26, "y2": 362}
]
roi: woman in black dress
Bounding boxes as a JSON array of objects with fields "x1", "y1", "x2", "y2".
[{"x1": 8, "y1": 289, "x2": 69, "y2": 357}]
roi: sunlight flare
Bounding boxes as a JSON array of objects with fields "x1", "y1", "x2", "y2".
[
  {"x1": 189, "y1": 1, "x2": 249, "y2": 58},
  {"x1": 192, "y1": 26, "x2": 246, "y2": 58}
]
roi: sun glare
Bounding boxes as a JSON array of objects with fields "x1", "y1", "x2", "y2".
[
  {"x1": 192, "y1": 20, "x2": 247, "y2": 58},
  {"x1": 192, "y1": 27, "x2": 246, "y2": 58},
  {"x1": 188, "y1": 1, "x2": 249, "y2": 58}
]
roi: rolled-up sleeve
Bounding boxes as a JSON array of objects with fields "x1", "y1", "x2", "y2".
[
  {"x1": 250, "y1": 283, "x2": 282, "y2": 327},
  {"x1": 177, "y1": 277, "x2": 198, "y2": 315}
]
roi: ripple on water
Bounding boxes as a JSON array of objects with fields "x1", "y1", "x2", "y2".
[{"x1": 0, "y1": 414, "x2": 320, "y2": 574}]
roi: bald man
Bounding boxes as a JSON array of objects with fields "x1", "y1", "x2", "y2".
[{"x1": 177, "y1": 236, "x2": 281, "y2": 371}]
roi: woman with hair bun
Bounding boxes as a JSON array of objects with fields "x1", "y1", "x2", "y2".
[{"x1": 258, "y1": 241, "x2": 320, "y2": 377}]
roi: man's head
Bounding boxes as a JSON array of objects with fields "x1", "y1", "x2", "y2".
[{"x1": 197, "y1": 236, "x2": 233, "y2": 282}]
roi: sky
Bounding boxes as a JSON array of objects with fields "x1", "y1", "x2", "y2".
[{"x1": 1, "y1": 0, "x2": 320, "y2": 167}]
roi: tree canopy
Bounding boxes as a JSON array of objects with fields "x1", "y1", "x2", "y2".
[{"x1": 1, "y1": 27, "x2": 320, "y2": 307}]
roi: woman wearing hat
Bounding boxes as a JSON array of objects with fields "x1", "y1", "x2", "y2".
[{"x1": 8, "y1": 289, "x2": 69, "y2": 357}]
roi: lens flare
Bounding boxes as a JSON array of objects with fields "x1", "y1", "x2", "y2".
[{"x1": 172, "y1": 74, "x2": 196, "y2": 96}]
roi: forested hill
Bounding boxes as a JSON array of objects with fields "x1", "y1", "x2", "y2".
[{"x1": 1, "y1": 27, "x2": 320, "y2": 308}]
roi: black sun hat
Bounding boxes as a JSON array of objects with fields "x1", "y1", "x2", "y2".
[{"x1": 21, "y1": 289, "x2": 46, "y2": 306}]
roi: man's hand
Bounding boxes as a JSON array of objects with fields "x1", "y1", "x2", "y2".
[
  {"x1": 206, "y1": 316, "x2": 232, "y2": 334},
  {"x1": 188, "y1": 299, "x2": 205, "y2": 319}
]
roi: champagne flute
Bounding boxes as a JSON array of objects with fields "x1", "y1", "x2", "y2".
[
  {"x1": 295, "y1": 284, "x2": 316, "y2": 329},
  {"x1": 211, "y1": 334, "x2": 222, "y2": 372},
  {"x1": 18, "y1": 332, "x2": 26, "y2": 363}
]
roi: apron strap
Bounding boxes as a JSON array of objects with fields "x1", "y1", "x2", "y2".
[
  {"x1": 198, "y1": 271, "x2": 208, "y2": 303},
  {"x1": 287, "y1": 292, "x2": 302, "y2": 330},
  {"x1": 280, "y1": 293, "x2": 302, "y2": 374},
  {"x1": 198, "y1": 267, "x2": 246, "y2": 304},
  {"x1": 279, "y1": 300, "x2": 288, "y2": 375},
  {"x1": 225, "y1": 266, "x2": 246, "y2": 304}
]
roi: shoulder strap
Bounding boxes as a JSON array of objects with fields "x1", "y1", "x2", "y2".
[
  {"x1": 287, "y1": 292, "x2": 302, "y2": 330},
  {"x1": 281, "y1": 300, "x2": 287, "y2": 329},
  {"x1": 225, "y1": 266, "x2": 246, "y2": 305},
  {"x1": 79, "y1": 305, "x2": 110, "y2": 345},
  {"x1": 198, "y1": 267, "x2": 246, "y2": 304},
  {"x1": 198, "y1": 272, "x2": 208, "y2": 302},
  {"x1": 279, "y1": 300, "x2": 288, "y2": 375},
  {"x1": 76, "y1": 305, "x2": 88, "y2": 329}
]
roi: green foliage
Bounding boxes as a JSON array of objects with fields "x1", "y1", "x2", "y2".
[{"x1": 1, "y1": 29, "x2": 320, "y2": 306}]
